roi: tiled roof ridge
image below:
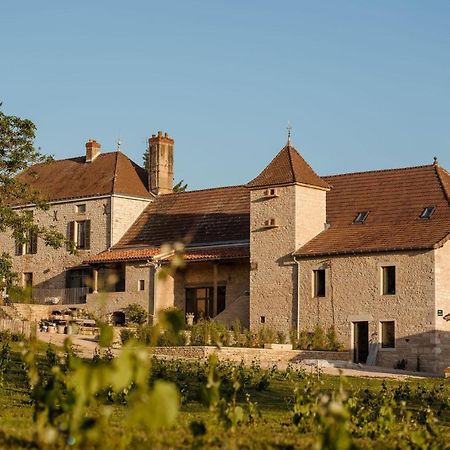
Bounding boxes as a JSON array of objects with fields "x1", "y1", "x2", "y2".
[
  {"x1": 323, "y1": 163, "x2": 435, "y2": 179},
  {"x1": 435, "y1": 165, "x2": 450, "y2": 205},
  {"x1": 111, "y1": 151, "x2": 120, "y2": 193},
  {"x1": 287, "y1": 145, "x2": 296, "y2": 184},
  {"x1": 162, "y1": 184, "x2": 247, "y2": 196},
  {"x1": 35, "y1": 150, "x2": 123, "y2": 165}
]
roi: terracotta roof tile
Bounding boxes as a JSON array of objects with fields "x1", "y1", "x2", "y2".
[
  {"x1": 247, "y1": 144, "x2": 330, "y2": 189},
  {"x1": 114, "y1": 185, "x2": 250, "y2": 248},
  {"x1": 296, "y1": 164, "x2": 450, "y2": 257},
  {"x1": 15, "y1": 151, "x2": 151, "y2": 203},
  {"x1": 83, "y1": 245, "x2": 249, "y2": 264}
]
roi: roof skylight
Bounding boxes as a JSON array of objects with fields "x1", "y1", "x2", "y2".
[
  {"x1": 420, "y1": 206, "x2": 435, "y2": 219},
  {"x1": 353, "y1": 211, "x2": 369, "y2": 224}
]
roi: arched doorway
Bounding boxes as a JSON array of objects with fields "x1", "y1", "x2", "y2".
[{"x1": 111, "y1": 311, "x2": 126, "y2": 326}]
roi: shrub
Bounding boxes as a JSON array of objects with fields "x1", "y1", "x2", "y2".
[
  {"x1": 276, "y1": 331, "x2": 287, "y2": 344},
  {"x1": 120, "y1": 328, "x2": 136, "y2": 345},
  {"x1": 294, "y1": 326, "x2": 343, "y2": 351},
  {"x1": 190, "y1": 320, "x2": 232, "y2": 347},
  {"x1": 127, "y1": 303, "x2": 148, "y2": 325},
  {"x1": 325, "y1": 327, "x2": 343, "y2": 351},
  {"x1": 256, "y1": 326, "x2": 277, "y2": 347},
  {"x1": 157, "y1": 330, "x2": 188, "y2": 347},
  {"x1": 231, "y1": 319, "x2": 243, "y2": 346},
  {"x1": 310, "y1": 325, "x2": 327, "y2": 350},
  {"x1": 136, "y1": 324, "x2": 158, "y2": 345}
]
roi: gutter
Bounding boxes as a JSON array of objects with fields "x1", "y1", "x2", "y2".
[{"x1": 294, "y1": 255, "x2": 301, "y2": 339}]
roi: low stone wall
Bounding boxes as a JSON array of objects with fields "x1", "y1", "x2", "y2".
[
  {"x1": 12, "y1": 304, "x2": 51, "y2": 322},
  {"x1": 151, "y1": 346, "x2": 351, "y2": 366}
]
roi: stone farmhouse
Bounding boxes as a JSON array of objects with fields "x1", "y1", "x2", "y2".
[{"x1": 2, "y1": 130, "x2": 450, "y2": 373}]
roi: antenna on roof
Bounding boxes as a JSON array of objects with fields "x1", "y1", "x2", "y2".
[
  {"x1": 287, "y1": 121, "x2": 292, "y2": 146},
  {"x1": 116, "y1": 136, "x2": 122, "y2": 151}
]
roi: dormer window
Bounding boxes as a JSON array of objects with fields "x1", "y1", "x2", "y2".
[
  {"x1": 353, "y1": 211, "x2": 369, "y2": 224},
  {"x1": 420, "y1": 206, "x2": 435, "y2": 219}
]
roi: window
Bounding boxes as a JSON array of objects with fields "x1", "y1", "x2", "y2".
[
  {"x1": 68, "y1": 220, "x2": 91, "y2": 250},
  {"x1": 15, "y1": 230, "x2": 38, "y2": 256},
  {"x1": 353, "y1": 211, "x2": 369, "y2": 224},
  {"x1": 263, "y1": 188, "x2": 278, "y2": 197},
  {"x1": 263, "y1": 218, "x2": 278, "y2": 228},
  {"x1": 313, "y1": 269, "x2": 326, "y2": 297},
  {"x1": 138, "y1": 280, "x2": 145, "y2": 291},
  {"x1": 98, "y1": 264, "x2": 125, "y2": 293},
  {"x1": 260, "y1": 316, "x2": 266, "y2": 324},
  {"x1": 381, "y1": 321, "x2": 395, "y2": 348},
  {"x1": 382, "y1": 266, "x2": 396, "y2": 295},
  {"x1": 420, "y1": 206, "x2": 435, "y2": 219},
  {"x1": 76, "y1": 204, "x2": 86, "y2": 214},
  {"x1": 185, "y1": 286, "x2": 226, "y2": 320}
]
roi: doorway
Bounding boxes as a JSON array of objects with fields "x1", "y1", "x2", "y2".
[{"x1": 353, "y1": 321, "x2": 369, "y2": 364}]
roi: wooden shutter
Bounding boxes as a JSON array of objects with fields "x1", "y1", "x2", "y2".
[
  {"x1": 30, "y1": 231, "x2": 38, "y2": 254},
  {"x1": 15, "y1": 239, "x2": 23, "y2": 256},
  {"x1": 67, "y1": 221, "x2": 75, "y2": 250},
  {"x1": 84, "y1": 220, "x2": 91, "y2": 250}
]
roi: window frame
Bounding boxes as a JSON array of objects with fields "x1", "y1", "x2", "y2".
[
  {"x1": 313, "y1": 269, "x2": 326, "y2": 297},
  {"x1": 381, "y1": 266, "x2": 396, "y2": 295},
  {"x1": 420, "y1": 206, "x2": 435, "y2": 219},
  {"x1": 353, "y1": 211, "x2": 369, "y2": 224},
  {"x1": 15, "y1": 230, "x2": 38, "y2": 256},
  {"x1": 380, "y1": 321, "x2": 396, "y2": 349},
  {"x1": 68, "y1": 220, "x2": 91, "y2": 250}
]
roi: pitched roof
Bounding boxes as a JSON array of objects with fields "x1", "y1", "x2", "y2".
[
  {"x1": 83, "y1": 245, "x2": 249, "y2": 264},
  {"x1": 15, "y1": 151, "x2": 151, "y2": 203},
  {"x1": 113, "y1": 185, "x2": 249, "y2": 249},
  {"x1": 247, "y1": 144, "x2": 330, "y2": 190},
  {"x1": 295, "y1": 163, "x2": 450, "y2": 257}
]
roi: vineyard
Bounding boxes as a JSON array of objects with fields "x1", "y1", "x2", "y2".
[{"x1": 0, "y1": 321, "x2": 449, "y2": 449}]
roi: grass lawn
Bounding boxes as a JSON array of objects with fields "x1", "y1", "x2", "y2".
[{"x1": 0, "y1": 341, "x2": 449, "y2": 449}]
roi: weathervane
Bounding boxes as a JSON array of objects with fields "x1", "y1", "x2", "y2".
[
  {"x1": 116, "y1": 136, "x2": 122, "y2": 151},
  {"x1": 287, "y1": 121, "x2": 292, "y2": 145}
]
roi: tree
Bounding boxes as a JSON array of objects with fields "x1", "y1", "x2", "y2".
[{"x1": 0, "y1": 108, "x2": 69, "y2": 290}]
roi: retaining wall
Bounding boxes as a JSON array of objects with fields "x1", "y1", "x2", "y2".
[{"x1": 151, "y1": 346, "x2": 351, "y2": 366}]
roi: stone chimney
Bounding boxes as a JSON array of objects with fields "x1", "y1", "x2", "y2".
[
  {"x1": 148, "y1": 131, "x2": 174, "y2": 195},
  {"x1": 85, "y1": 139, "x2": 101, "y2": 163}
]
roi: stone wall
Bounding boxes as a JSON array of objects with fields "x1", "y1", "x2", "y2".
[
  {"x1": 249, "y1": 184, "x2": 327, "y2": 332},
  {"x1": 110, "y1": 195, "x2": 151, "y2": 246},
  {"x1": 434, "y1": 241, "x2": 450, "y2": 373},
  {"x1": 249, "y1": 185, "x2": 297, "y2": 331},
  {"x1": 151, "y1": 345, "x2": 351, "y2": 366},
  {"x1": 87, "y1": 264, "x2": 149, "y2": 319},
  {"x1": 298, "y1": 250, "x2": 438, "y2": 372},
  {"x1": 0, "y1": 196, "x2": 112, "y2": 290}
]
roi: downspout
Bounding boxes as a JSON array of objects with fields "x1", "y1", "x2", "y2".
[
  {"x1": 294, "y1": 255, "x2": 301, "y2": 339},
  {"x1": 148, "y1": 261, "x2": 160, "y2": 325}
]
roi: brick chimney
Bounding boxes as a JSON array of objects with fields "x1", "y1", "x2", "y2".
[
  {"x1": 85, "y1": 139, "x2": 101, "y2": 163},
  {"x1": 148, "y1": 131, "x2": 174, "y2": 195}
]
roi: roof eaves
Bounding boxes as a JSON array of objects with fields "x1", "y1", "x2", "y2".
[{"x1": 294, "y1": 244, "x2": 435, "y2": 259}]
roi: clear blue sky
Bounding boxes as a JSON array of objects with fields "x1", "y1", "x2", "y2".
[{"x1": 2, "y1": 1, "x2": 449, "y2": 189}]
